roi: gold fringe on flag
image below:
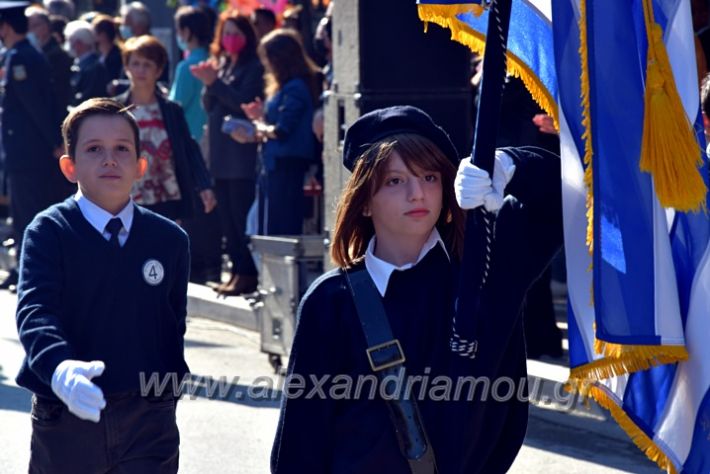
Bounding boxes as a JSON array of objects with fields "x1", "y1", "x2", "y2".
[
  {"x1": 640, "y1": 0, "x2": 706, "y2": 211},
  {"x1": 594, "y1": 339, "x2": 688, "y2": 362},
  {"x1": 567, "y1": 343, "x2": 688, "y2": 389},
  {"x1": 578, "y1": 0, "x2": 594, "y2": 259},
  {"x1": 416, "y1": 2, "x2": 485, "y2": 30},
  {"x1": 417, "y1": 3, "x2": 558, "y2": 127},
  {"x1": 581, "y1": 385, "x2": 679, "y2": 474}
]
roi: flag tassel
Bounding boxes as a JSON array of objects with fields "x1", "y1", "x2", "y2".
[{"x1": 640, "y1": 0, "x2": 706, "y2": 212}]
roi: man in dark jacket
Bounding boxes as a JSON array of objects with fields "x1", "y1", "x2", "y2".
[
  {"x1": 66, "y1": 20, "x2": 109, "y2": 105},
  {"x1": 0, "y1": 1, "x2": 73, "y2": 289},
  {"x1": 27, "y1": 6, "x2": 72, "y2": 122}
]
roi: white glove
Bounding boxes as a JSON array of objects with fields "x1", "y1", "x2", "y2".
[
  {"x1": 51, "y1": 360, "x2": 107, "y2": 423},
  {"x1": 455, "y1": 150, "x2": 516, "y2": 212}
]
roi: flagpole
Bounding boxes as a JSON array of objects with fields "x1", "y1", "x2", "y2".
[{"x1": 455, "y1": 0, "x2": 513, "y2": 354}]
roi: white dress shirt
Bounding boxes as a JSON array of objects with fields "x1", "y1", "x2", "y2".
[
  {"x1": 74, "y1": 190, "x2": 134, "y2": 247},
  {"x1": 364, "y1": 227, "x2": 450, "y2": 297}
]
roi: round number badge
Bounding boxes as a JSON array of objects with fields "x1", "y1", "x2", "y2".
[{"x1": 142, "y1": 259, "x2": 165, "y2": 286}]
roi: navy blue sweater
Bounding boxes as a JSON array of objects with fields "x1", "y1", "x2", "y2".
[
  {"x1": 15, "y1": 197, "x2": 190, "y2": 399},
  {"x1": 271, "y1": 147, "x2": 563, "y2": 474}
]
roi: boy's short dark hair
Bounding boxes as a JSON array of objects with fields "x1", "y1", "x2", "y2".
[
  {"x1": 175, "y1": 6, "x2": 211, "y2": 46},
  {"x1": 702, "y1": 73, "x2": 710, "y2": 118},
  {"x1": 50, "y1": 14, "x2": 68, "y2": 43},
  {"x1": 62, "y1": 98, "x2": 141, "y2": 160},
  {"x1": 91, "y1": 13, "x2": 117, "y2": 42},
  {"x1": 253, "y1": 7, "x2": 276, "y2": 28}
]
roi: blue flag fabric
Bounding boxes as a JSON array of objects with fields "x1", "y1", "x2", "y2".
[{"x1": 418, "y1": 0, "x2": 710, "y2": 471}]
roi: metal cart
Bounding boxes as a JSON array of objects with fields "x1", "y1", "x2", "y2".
[{"x1": 249, "y1": 235, "x2": 327, "y2": 374}]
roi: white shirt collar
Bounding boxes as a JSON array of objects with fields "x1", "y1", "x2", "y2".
[
  {"x1": 364, "y1": 227, "x2": 449, "y2": 297},
  {"x1": 74, "y1": 189, "x2": 134, "y2": 242}
]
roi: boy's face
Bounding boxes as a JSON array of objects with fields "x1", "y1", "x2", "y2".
[{"x1": 60, "y1": 115, "x2": 146, "y2": 211}]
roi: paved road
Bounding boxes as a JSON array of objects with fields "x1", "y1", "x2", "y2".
[{"x1": 0, "y1": 290, "x2": 659, "y2": 473}]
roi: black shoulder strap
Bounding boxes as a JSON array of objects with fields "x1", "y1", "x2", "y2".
[{"x1": 344, "y1": 268, "x2": 438, "y2": 474}]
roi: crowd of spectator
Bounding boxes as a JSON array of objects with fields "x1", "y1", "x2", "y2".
[{"x1": 0, "y1": 0, "x2": 333, "y2": 295}]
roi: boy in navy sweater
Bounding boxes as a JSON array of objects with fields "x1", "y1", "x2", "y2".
[{"x1": 15, "y1": 98, "x2": 190, "y2": 473}]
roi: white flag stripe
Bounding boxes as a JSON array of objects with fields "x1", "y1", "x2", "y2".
[
  {"x1": 664, "y1": 0, "x2": 700, "y2": 123},
  {"x1": 558, "y1": 108, "x2": 595, "y2": 363},
  {"x1": 654, "y1": 239, "x2": 710, "y2": 465},
  {"x1": 652, "y1": 191, "x2": 684, "y2": 345},
  {"x1": 651, "y1": 0, "x2": 710, "y2": 464},
  {"x1": 524, "y1": 0, "x2": 552, "y2": 22}
]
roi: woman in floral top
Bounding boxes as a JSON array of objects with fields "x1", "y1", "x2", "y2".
[{"x1": 115, "y1": 35, "x2": 216, "y2": 221}]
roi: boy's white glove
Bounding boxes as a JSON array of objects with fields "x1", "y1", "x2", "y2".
[
  {"x1": 51, "y1": 360, "x2": 107, "y2": 423},
  {"x1": 455, "y1": 150, "x2": 516, "y2": 212}
]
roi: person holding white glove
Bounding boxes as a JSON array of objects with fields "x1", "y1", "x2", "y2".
[
  {"x1": 16, "y1": 99, "x2": 188, "y2": 473},
  {"x1": 51, "y1": 359, "x2": 106, "y2": 422},
  {"x1": 454, "y1": 149, "x2": 516, "y2": 212}
]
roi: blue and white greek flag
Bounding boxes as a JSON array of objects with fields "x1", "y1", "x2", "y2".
[{"x1": 417, "y1": 0, "x2": 710, "y2": 471}]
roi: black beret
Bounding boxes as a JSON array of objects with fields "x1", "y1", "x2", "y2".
[
  {"x1": 342, "y1": 105, "x2": 460, "y2": 172},
  {"x1": 0, "y1": 1, "x2": 29, "y2": 23}
]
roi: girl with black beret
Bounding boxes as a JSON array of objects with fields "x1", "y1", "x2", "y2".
[{"x1": 270, "y1": 105, "x2": 562, "y2": 474}]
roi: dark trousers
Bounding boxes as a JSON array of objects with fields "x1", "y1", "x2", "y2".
[
  {"x1": 29, "y1": 393, "x2": 179, "y2": 474},
  {"x1": 181, "y1": 202, "x2": 223, "y2": 283},
  {"x1": 214, "y1": 178, "x2": 257, "y2": 276},
  {"x1": 9, "y1": 167, "x2": 74, "y2": 262},
  {"x1": 260, "y1": 159, "x2": 309, "y2": 236}
]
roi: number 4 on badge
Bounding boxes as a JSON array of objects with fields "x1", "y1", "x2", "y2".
[{"x1": 142, "y1": 259, "x2": 165, "y2": 286}]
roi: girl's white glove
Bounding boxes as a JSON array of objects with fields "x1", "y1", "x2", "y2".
[{"x1": 455, "y1": 150, "x2": 516, "y2": 212}]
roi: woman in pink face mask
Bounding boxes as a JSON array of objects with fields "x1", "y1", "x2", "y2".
[{"x1": 191, "y1": 11, "x2": 265, "y2": 296}]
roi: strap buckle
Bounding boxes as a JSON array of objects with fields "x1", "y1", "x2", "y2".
[{"x1": 366, "y1": 339, "x2": 406, "y2": 372}]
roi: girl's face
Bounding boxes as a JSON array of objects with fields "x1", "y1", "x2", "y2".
[{"x1": 367, "y1": 151, "x2": 443, "y2": 247}]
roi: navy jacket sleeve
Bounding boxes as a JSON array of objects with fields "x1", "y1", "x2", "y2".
[
  {"x1": 8, "y1": 51, "x2": 62, "y2": 149},
  {"x1": 271, "y1": 277, "x2": 342, "y2": 473},
  {"x1": 453, "y1": 146, "x2": 562, "y2": 377},
  {"x1": 16, "y1": 217, "x2": 74, "y2": 384},
  {"x1": 269, "y1": 80, "x2": 310, "y2": 140},
  {"x1": 502, "y1": 146, "x2": 563, "y2": 283}
]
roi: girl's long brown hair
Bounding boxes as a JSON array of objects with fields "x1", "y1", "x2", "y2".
[
  {"x1": 331, "y1": 133, "x2": 465, "y2": 269},
  {"x1": 258, "y1": 28, "x2": 320, "y2": 101}
]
